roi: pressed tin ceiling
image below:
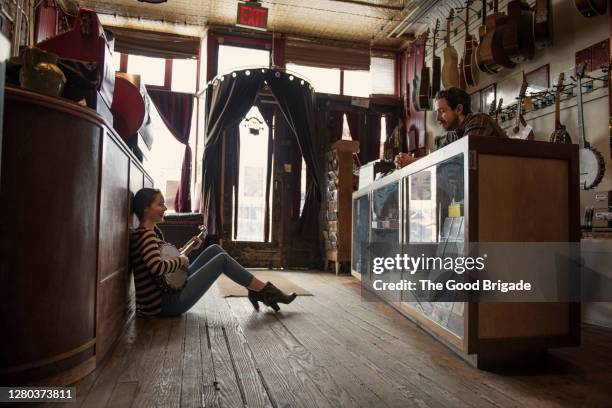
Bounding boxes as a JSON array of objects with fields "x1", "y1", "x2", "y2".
[{"x1": 79, "y1": 0, "x2": 444, "y2": 49}]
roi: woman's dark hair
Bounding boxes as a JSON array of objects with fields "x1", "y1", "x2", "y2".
[
  {"x1": 133, "y1": 188, "x2": 162, "y2": 221},
  {"x1": 435, "y1": 87, "x2": 472, "y2": 114}
]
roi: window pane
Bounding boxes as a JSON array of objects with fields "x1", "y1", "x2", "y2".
[
  {"x1": 344, "y1": 70, "x2": 371, "y2": 97},
  {"x1": 286, "y1": 63, "x2": 340, "y2": 94},
  {"x1": 111, "y1": 51, "x2": 122, "y2": 72},
  {"x1": 217, "y1": 45, "x2": 270, "y2": 76},
  {"x1": 234, "y1": 106, "x2": 269, "y2": 242},
  {"x1": 171, "y1": 59, "x2": 197, "y2": 93},
  {"x1": 127, "y1": 55, "x2": 166, "y2": 86},
  {"x1": 146, "y1": 103, "x2": 185, "y2": 211},
  {"x1": 371, "y1": 57, "x2": 395, "y2": 95}
]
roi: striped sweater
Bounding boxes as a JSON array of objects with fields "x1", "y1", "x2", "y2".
[{"x1": 129, "y1": 227, "x2": 182, "y2": 316}]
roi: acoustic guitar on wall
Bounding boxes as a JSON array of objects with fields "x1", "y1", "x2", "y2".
[
  {"x1": 431, "y1": 19, "x2": 442, "y2": 98},
  {"x1": 441, "y1": 9, "x2": 460, "y2": 89},
  {"x1": 477, "y1": 0, "x2": 515, "y2": 72},
  {"x1": 574, "y1": 0, "x2": 607, "y2": 17},
  {"x1": 461, "y1": 0, "x2": 479, "y2": 87},
  {"x1": 418, "y1": 30, "x2": 432, "y2": 111}
]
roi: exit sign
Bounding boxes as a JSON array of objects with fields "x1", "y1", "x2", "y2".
[{"x1": 236, "y1": 2, "x2": 268, "y2": 31}]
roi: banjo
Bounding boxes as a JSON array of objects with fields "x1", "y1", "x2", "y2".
[
  {"x1": 159, "y1": 225, "x2": 207, "y2": 291},
  {"x1": 575, "y1": 63, "x2": 605, "y2": 190}
]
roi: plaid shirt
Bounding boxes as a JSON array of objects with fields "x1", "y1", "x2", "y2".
[{"x1": 435, "y1": 113, "x2": 507, "y2": 150}]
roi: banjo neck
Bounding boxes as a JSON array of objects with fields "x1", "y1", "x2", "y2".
[
  {"x1": 576, "y1": 64, "x2": 587, "y2": 149},
  {"x1": 180, "y1": 225, "x2": 207, "y2": 256}
]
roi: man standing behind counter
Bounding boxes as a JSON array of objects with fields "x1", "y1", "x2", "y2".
[{"x1": 394, "y1": 87, "x2": 507, "y2": 169}]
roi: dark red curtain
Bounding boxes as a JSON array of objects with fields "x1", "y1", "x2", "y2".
[
  {"x1": 147, "y1": 89, "x2": 194, "y2": 212},
  {"x1": 257, "y1": 102, "x2": 275, "y2": 242},
  {"x1": 346, "y1": 111, "x2": 380, "y2": 165},
  {"x1": 203, "y1": 69, "x2": 321, "y2": 236}
]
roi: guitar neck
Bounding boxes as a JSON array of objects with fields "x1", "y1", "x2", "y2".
[
  {"x1": 554, "y1": 91, "x2": 561, "y2": 128},
  {"x1": 577, "y1": 77, "x2": 586, "y2": 149}
]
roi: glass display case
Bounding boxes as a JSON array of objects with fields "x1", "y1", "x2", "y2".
[{"x1": 352, "y1": 135, "x2": 581, "y2": 367}]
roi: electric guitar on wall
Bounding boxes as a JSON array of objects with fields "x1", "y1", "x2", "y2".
[
  {"x1": 507, "y1": 78, "x2": 534, "y2": 140},
  {"x1": 549, "y1": 72, "x2": 572, "y2": 144},
  {"x1": 575, "y1": 63, "x2": 605, "y2": 189},
  {"x1": 159, "y1": 225, "x2": 207, "y2": 291}
]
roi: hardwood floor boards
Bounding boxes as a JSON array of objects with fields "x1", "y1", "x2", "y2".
[{"x1": 22, "y1": 270, "x2": 612, "y2": 408}]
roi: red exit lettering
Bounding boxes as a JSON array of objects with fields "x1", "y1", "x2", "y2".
[{"x1": 236, "y1": 3, "x2": 268, "y2": 30}]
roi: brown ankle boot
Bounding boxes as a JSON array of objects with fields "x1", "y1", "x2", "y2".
[{"x1": 259, "y1": 282, "x2": 297, "y2": 312}]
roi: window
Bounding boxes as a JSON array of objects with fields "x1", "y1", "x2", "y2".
[
  {"x1": 111, "y1": 51, "x2": 122, "y2": 73},
  {"x1": 286, "y1": 63, "x2": 341, "y2": 94},
  {"x1": 217, "y1": 45, "x2": 270, "y2": 76},
  {"x1": 380, "y1": 116, "x2": 387, "y2": 159},
  {"x1": 146, "y1": 103, "x2": 186, "y2": 212},
  {"x1": 344, "y1": 70, "x2": 371, "y2": 97},
  {"x1": 171, "y1": 59, "x2": 197, "y2": 93},
  {"x1": 234, "y1": 106, "x2": 270, "y2": 242},
  {"x1": 127, "y1": 55, "x2": 165, "y2": 86},
  {"x1": 300, "y1": 158, "x2": 307, "y2": 216},
  {"x1": 370, "y1": 57, "x2": 395, "y2": 95}
]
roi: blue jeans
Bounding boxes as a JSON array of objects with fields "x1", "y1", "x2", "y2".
[{"x1": 159, "y1": 244, "x2": 255, "y2": 316}]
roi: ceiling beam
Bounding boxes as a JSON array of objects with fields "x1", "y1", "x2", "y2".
[{"x1": 325, "y1": 0, "x2": 404, "y2": 11}]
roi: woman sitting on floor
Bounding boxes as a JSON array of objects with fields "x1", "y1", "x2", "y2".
[{"x1": 129, "y1": 188, "x2": 296, "y2": 317}]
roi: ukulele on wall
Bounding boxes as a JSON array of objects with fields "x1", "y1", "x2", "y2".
[
  {"x1": 575, "y1": 63, "x2": 605, "y2": 189},
  {"x1": 549, "y1": 72, "x2": 572, "y2": 144},
  {"x1": 507, "y1": 78, "x2": 534, "y2": 140}
]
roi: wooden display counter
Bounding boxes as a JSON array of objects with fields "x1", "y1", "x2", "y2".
[
  {"x1": 0, "y1": 86, "x2": 153, "y2": 385},
  {"x1": 352, "y1": 135, "x2": 581, "y2": 368}
]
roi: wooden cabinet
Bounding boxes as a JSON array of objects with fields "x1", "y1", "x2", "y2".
[
  {"x1": 352, "y1": 135, "x2": 581, "y2": 368},
  {"x1": 0, "y1": 86, "x2": 152, "y2": 385},
  {"x1": 324, "y1": 140, "x2": 359, "y2": 274}
]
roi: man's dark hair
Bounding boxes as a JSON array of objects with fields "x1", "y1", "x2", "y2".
[{"x1": 435, "y1": 87, "x2": 472, "y2": 114}]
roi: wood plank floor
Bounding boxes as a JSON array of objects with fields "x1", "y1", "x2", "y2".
[{"x1": 36, "y1": 271, "x2": 612, "y2": 407}]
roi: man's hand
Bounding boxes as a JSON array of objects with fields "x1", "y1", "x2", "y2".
[{"x1": 394, "y1": 152, "x2": 418, "y2": 169}]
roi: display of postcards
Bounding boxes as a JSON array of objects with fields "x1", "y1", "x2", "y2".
[
  {"x1": 327, "y1": 210, "x2": 337, "y2": 221},
  {"x1": 325, "y1": 240, "x2": 337, "y2": 251},
  {"x1": 327, "y1": 190, "x2": 337, "y2": 201},
  {"x1": 327, "y1": 221, "x2": 338, "y2": 231},
  {"x1": 327, "y1": 179, "x2": 337, "y2": 191},
  {"x1": 327, "y1": 159, "x2": 338, "y2": 171},
  {"x1": 327, "y1": 170, "x2": 338, "y2": 181},
  {"x1": 327, "y1": 200, "x2": 337, "y2": 212},
  {"x1": 329, "y1": 231, "x2": 337, "y2": 242}
]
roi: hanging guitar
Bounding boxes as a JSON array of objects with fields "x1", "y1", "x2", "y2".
[
  {"x1": 534, "y1": 0, "x2": 553, "y2": 49},
  {"x1": 441, "y1": 9, "x2": 460, "y2": 89},
  {"x1": 431, "y1": 19, "x2": 442, "y2": 98},
  {"x1": 575, "y1": 63, "x2": 605, "y2": 190},
  {"x1": 411, "y1": 38, "x2": 422, "y2": 111},
  {"x1": 549, "y1": 72, "x2": 572, "y2": 144},
  {"x1": 574, "y1": 0, "x2": 607, "y2": 17},
  {"x1": 417, "y1": 30, "x2": 432, "y2": 111},
  {"x1": 507, "y1": 78, "x2": 534, "y2": 140},
  {"x1": 461, "y1": 0, "x2": 479, "y2": 87},
  {"x1": 159, "y1": 225, "x2": 208, "y2": 291}
]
